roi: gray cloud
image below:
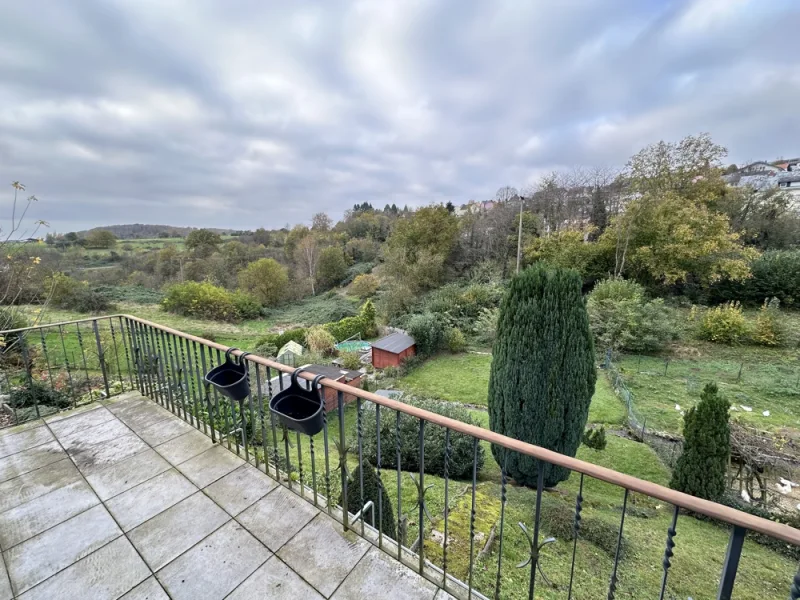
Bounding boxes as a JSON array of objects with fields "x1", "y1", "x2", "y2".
[{"x1": 1, "y1": 0, "x2": 798, "y2": 232}]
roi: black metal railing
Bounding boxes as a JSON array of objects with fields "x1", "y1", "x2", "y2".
[{"x1": 2, "y1": 315, "x2": 800, "y2": 600}]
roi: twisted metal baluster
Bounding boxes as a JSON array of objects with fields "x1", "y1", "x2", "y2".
[
  {"x1": 39, "y1": 329, "x2": 55, "y2": 393},
  {"x1": 196, "y1": 344, "x2": 215, "y2": 443},
  {"x1": 375, "y1": 404, "x2": 383, "y2": 548},
  {"x1": 213, "y1": 349, "x2": 231, "y2": 450},
  {"x1": 357, "y1": 399, "x2": 365, "y2": 537},
  {"x1": 246, "y1": 360, "x2": 257, "y2": 466},
  {"x1": 337, "y1": 390, "x2": 348, "y2": 530},
  {"x1": 75, "y1": 322, "x2": 91, "y2": 398},
  {"x1": 266, "y1": 366, "x2": 281, "y2": 483},
  {"x1": 607, "y1": 489, "x2": 629, "y2": 600},
  {"x1": 108, "y1": 319, "x2": 124, "y2": 392},
  {"x1": 177, "y1": 336, "x2": 196, "y2": 428},
  {"x1": 296, "y1": 431, "x2": 304, "y2": 497},
  {"x1": 322, "y1": 391, "x2": 332, "y2": 513},
  {"x1": 396, "y1": 410, "x2": 402, "y2": 560},
  {"x1": 418, "y1": 419, "x2": 425, "y2": 574},
  {"x1": 443, "y1": 428, "x2": 451, "y2": 589},
  {"x1": 528, "y1": 467, "x2": 545, "y2": 600},
  {"x1": 191, "y1": 341, "x2": 210, "y2": 437},
  {"x1": 117, "y1": 317, "x2": 134, "y2": 389},
  {"x1": 254, "y1": 364, "x2": 267, "y2": 472},
  {"x1": 567, "y1": 473, "x2": 585, "y2": 600},
  {"x1": 92, "y1": 320, "x2": 111, "y2": 399},
  {"x1": 790, "y1": 567, "x2": 800, "y2": 599},
  {"x1": 494, "y1": 450, "x2": 508, "y2": 599},
  {"x1": 468, "y1": 437, "x2": 479, "y2": 599},
  {"x1": 659, "y1": 505, "x2": 679, "y2": 600},
  {"x1": 58, "y1": 325, "x2": 75, "y2": 403},
  {"x1": 159, "y1": 330, "x2": 178, "y2": 416}
]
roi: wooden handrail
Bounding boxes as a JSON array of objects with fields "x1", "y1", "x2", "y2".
[{"x1": 5, "y1": 314, "x2": 800, "y2": 545}]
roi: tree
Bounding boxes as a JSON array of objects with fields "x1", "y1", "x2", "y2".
[
  {"x1": 350, "y1": 273, "x2": 379, "y2": 298},
  {"x1": 339, "y1": 461, "x2": 397, "y2": 540},
  {"x1": 311, "y1": 212, "x2": 332, "y2": 232},
  {"x1": 316, "y1": 246, "x2": 347, "y2": 290},
  {"x1": 295, "y1": 235, "x2": 320, "y2": 295},
  {"x1": 488, "y1": 265, "x2": 596, "y2": 487},
  {"x1": 588, "y1": 186, "x2": 608, "y2": 240},
  {"x1": 238, "y1": 258, "x2": 288, "y2": 306},
  {"x1": 670, "y1": 383, "x2": 730, "y2": 501},
  {"x1": 83, "y1": 229, "x2": 117, "y2": 249},
  {"x1": 185, "y1": 229, "x2": 222, "y2": 257}
]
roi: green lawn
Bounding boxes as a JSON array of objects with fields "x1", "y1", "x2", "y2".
[{"x1": 397, "y1": 353, "x2": 626, "y2": 426}]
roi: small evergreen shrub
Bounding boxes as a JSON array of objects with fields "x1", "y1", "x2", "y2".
[
  {"x1": 751, "y1": 297, "x2": 785, "y2": 347},
  {"x1": 582, "y1": 426, "x2": 607, "y2": 450},
  {"x1": 670, "y1": 383, "x2": 730, "y2": 501},
  {"x1": 9, "y1": 382, "x2": 71, "y2": 409},
  {"x1": 472, "y1": 308, "x2": 498, "y2": 346},
  {"x1": 540, "y1": 499, "x2": 628, "y2": 558},
  {"x1": 406, "y1": 313, "x2": 447, "y2": 356},
  {"x1": 361, "y1": 398, "x2": 484, "y2": 479},
  {"x1": 695, "y1": 302, "x2": 749, "y2": 345},
  {"x1": 338, "y1": 461, "x2": 397, "y2": 539},
  {"x1": 445, "y1": 328, "x2": 467, "y2": 353}
]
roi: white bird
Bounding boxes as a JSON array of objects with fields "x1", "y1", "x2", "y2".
[
  {"x1": 741, "y1": 489, "x2": 751, "y2": 503},
  {"x1": 741, "y1": 405, "x2": 753, "y2": 412},
  {"x1": 776, "y1": 481, "x2": 793, "y2": 495},
  {"x1": 680, "y1": 411, "x2": 685, "y2": 416},
  {"x1": 780, "y1": 478, "x2": 798, "y2": 488},
  {"x1": 762, "y1": 410, "x2": 770, "y2": 417},
  {"x1": 730, "y1": 406, "x2": 739, "y2": 411},
  {"x1": 675, "y1": 404, "x2": 681, "y2": 411},
  {"x1": 796, "y1": 503, "x2": 800, "y2": 512}
]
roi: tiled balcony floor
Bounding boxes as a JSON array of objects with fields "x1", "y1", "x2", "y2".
[{"x1": 0, "y1": 392, "x2": 451, "y2": 599}]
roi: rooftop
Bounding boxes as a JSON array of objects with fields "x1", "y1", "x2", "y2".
[
  {"x1": 0, "y1": 392, "x2": 447, "y2": 599},
  {"x1": 372, "y1": 331, "x2": 415, "y2": 353}
]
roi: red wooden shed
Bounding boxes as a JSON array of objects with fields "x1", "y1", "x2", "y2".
[{"x1": 371, "y1": 331, "x2": 416, "y2": 369}]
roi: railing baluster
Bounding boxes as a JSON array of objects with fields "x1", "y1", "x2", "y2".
[
  {"x1": 322, "y1": 389, "x2": 332, "y2": 514},
  {"x1": 57, "y1": 324, "x2": 76, "y2": 404},
  {"x1": 266, "y1": 366, "x2": 281, "y2": 483},
  {"x1": 568, "y1": 473, "x2": 585, "y2": 600},
  {"x1": 117, "y1": 317, "x2": 135, "y2": 390},
  {"x1": 254, "y1": 363, "x2": 267, "y2": 471},
  {"x1": 177, "y1": 336, "x2": 196, "y2": 428},
  {"x1": 196, "y1": 343, "x2": 216, "y2": 443},
  {"x1": 126, "y1": 319, "x2": 146, "y2": 395},
  {"x1": 38, "y1": 328, "x2": 54, "y2": 393},
  {"x1": 658, "y1": 505, "x2": 679, "y2": 600},
  {"x1": 161, "y1": 330, "x2": 181, "y2": 418},
  {"x1": 495, "y1": 450, "x2": 508, "y2": 600},
  {"x1": 20, "y1": 339, "x2": 38, "y2": 418},
  {"x1": 396, "y1": 410, "x2": 402, "y2": 560},
  {"x1": 607, "y1": 488, "x2": 629, "y2": 600},
  {"x1": 338, "y1": 389, "x2": 348, "y2": 531},
  {"x1": 154, "y1": 328, "x2": 173, "y2": 412},
  {"x1": 295, "y1": 431, "x2": 304, "y2": 498},
  {"x1": 358, "y1": 398, "x2": 365, "y2": 537},
  {"x1": 136, "y1": 322, "x2": 155, "y2": 401},
  {"x1": 469, "y1": 437, "x2": 479, "y2": 599},
  {"x1": 107, "y1": 319, "x2": 124, "y2": 393},
  {"x1": 789, "y1": 566, "x2": 800, "y2": 599},
  {"x1": 528, "y1": 465, "x2": 545, "y2": 600},
  {"x1": 443, "y1": 428, "x2": 450, "y2": 588},
  {"x1": 717, "y1": 525, "x2": 747, "y2": 600},
  {"x1": 246, "y1": 363, "x2": 257, "y2": 466},
  {"x1": 376, "y1": 404, "x2": 383, "y2": 549},
  {"x1": 212, "y1": 349, "x2": 230, "y2": 449},
  {"x1": 75, "y1": 322, "x2": 91, "y2": 398},
  {"x1": 418, "y1": 419, "x2": 425, "y2": 574},
  {"x1": 91, "y1": 320, "x2": 111, "y2": 399}
]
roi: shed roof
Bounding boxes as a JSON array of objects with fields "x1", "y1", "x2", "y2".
[
  {"x1": 278, "y1": 341, "x2": 304, "y2": 357},
  {"x1": 372, "y1": 331, "x2": 415, "y2": 354}
]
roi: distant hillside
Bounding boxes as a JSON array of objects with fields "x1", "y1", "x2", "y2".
[{"x1": 76, "y1": 224, "x2": 232, "y2": 239}]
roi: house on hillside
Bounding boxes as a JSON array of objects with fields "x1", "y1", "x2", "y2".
[
  {"x1": 268, "y1": 364, "x2": 363, "y2": 411},
  {"x1": 725, "y1": 160, "x2": 800, "y2": 202},
  {"x1": 371, "y1": 331, "x2": 416, "y2": 369}
]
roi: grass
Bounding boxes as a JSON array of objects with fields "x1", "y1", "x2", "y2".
[{"x1": 397, "y1": 353, "x2": 626, "y2": 426}]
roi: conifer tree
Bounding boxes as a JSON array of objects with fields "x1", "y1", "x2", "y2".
[{"x1": 339, "y1": 461, "x2": 397, "y2": 540}]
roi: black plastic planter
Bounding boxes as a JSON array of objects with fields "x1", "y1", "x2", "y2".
[
  {"x1": 204, "y1": 348, "x2": 250, "y2": 401},
  {"x1": 269, "y1": 369, "x2": 325, "y2": 436}
]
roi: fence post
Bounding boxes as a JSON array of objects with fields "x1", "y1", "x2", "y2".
[{"x1": 92, "y1": 320, "x2": 111, "y2": 399}]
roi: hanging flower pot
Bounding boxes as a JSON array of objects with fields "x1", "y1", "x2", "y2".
[
  {"x1": 204, "y1": 348, "x2": 250, "y2": 401},
  {"x1": 269, "y1": 369, "x2": 325, "y2": 436}
]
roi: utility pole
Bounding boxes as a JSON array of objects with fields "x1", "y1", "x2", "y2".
[{"x1": 516, "y1": 194, "x2": 524, "y2": 273}]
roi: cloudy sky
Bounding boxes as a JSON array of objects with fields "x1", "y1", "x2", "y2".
[{"x1": 1, "y1": 0, "x2": 798, "y2": 232}]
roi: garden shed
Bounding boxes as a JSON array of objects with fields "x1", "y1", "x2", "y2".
[
  {"x1": 276, "y1": 341, "x2": 304, "y2": 367},
  {"x1": 371, "y1": 331, "x2": 415, "y2": 369}
]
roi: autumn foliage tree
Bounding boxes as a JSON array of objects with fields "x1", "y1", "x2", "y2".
[{"x1": 238, "y1": 258, "x2": 288, "y2": 306}]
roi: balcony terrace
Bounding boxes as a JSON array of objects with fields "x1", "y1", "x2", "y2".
[{"x1": 1, "y1": 315, "x2": 799, "y2": 600}]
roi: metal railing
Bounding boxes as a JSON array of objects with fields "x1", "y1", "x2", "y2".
[{"x1": 2, "y1": 314, "x2": 800, "y2": 600}]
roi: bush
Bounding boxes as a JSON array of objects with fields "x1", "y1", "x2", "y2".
[
  {"x1": 406, "y1": 313, "x2": 447, "y2": 356},
  {"x1": 339, "y1": 461, "x2": 396, "y2": 540},
  {"x1": 253, "y1": 341, "x2": 278, "y2": 358},
  {"x1": 361, "y1": 398, "x2": 485, "y2": 479},
  {"x1": 93, "y1": 285, "x2": 164, "y2": 304},
  {"x1": 582, "y1": 426, "x2": 607, "y2": 450},
  {"x1": 324, "y1": 301, "x2": 377, "y2": 341},
  {"x1": 472, "y1": 308, "x2": 498, "y2": 346},
  {"x1": 710, "y1": 250, "x2": 800, "y2": 308},
  {"x1": 9, "y1": 382, "x2": 71, "y2": 410},
  {"x1": 162, "y1": 281, "x2": 256, "y2": 322},
  {"x1": 424, "y1": 283, "x2": 503, "y2": 329},
  {"x1": 540, "y1": 498, "x2": 628, "y2": 558},
  {"x1": 670, "y1": 383, "x2": 730, "y2": 501},
  {"x1": 587, "y1": 278, "x2": 676, "y2": 353},
  {"x1": 0, "y1": 309, "x2": 29, "y2": 364},
  {"x1": 445, "y1": 328, "x2": 467, "y2": 353},
  {"x1": 751, "y1": 297, "x2": 785, "y2": 347},
  {"x1": 339, "y1": 351, "x2": 362, "y2": 370},
  {"x1": 489, "y1": 265, "x2": 596, "y2": 488},
  {"x1": 350, "y1": 274, "x2": 379, "y2": 298},
  {"x1": 47, "y1": 273, "x2": 113, "y2": 313},
  {"x1": 695, "y1": 301, "x2": 749, "y2": 345},
  {"x1": 238, "y1": 258, "x2": 288, "y2": 307},
  {"x1": 306, "y1": 325, "x2": 336, "y2": 354}
]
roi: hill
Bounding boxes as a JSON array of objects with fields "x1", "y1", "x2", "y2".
[{"x1": 76, "y1": 224, "x2": 232, "y2": 239}]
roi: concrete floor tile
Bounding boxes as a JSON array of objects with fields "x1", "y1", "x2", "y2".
[
  {"x1": 119, "y1": 576, "x2": 169, "y2": 600},
  {"x1": 0, "y1": 556, "x2": 11, "y2": 600},
  {"x1": 226, "y1": 556, "x2": 324, "y2": 600},
  {"x1": 104, "y1": 395, "x2": 147, "y2": 415},
  {"x1": 59, "y1": 418, "x2": 132, "y2": 452},
  {"x1": 277, "y1": 513, "x2": 369, "y2": 598},
  {"x1": 43, "y1": 402, "x2": 103, "y2": 424},
  {"x1": 0, "y1": 479, "x2": 99, "y2": 550},
  {"x1": 47, "y1": 406, "x2": 115, "y2": 439},
  {"x1": 0, "y1": 458, "x2": 81, "y2": 513},
  {"x1": 128, "y1": 492, "x2": 229, "y2": 571},
  {"x1": 236, "y1": 486, "x2": 318, "y2": 551},
  {"x1": 0, "y1": 441, "x2": 65, "y2": 484},
  {"x1": 4, "y1": 505, "x2": 121, "y2": 595},
  {"x1": 17, "y1": 536, "x2": 150, "y2": 600},
  {"x1": 434, "y1": 590, "x2": 459, "y2": 599},
  {"x1": 86, "y1": 448, "x2": 171, "y2": 501},
  {"x1": 156, "y1": 521, "x2": 270, "y2": 600},
  {"x1": 330, "y1": 547, "x2": 438, "y2": 600},
  {"x1": 137, "y1": 417, "x2": 194, "y2": 446},
  {"x1": 154, "y1": 429, "x2": 214, "y2": 465},
  {"x1": 204, "y1": 465, "x2": 277, "y2": 517},
  {"x1": 0, "y1": 426, "x2": 54, "y2": 460},
  {"x1": 69, "y1": 433, "x2": 149, "y2": 476},
  {"x1": 115, "y1": 403, "x2": 173, "y2": 433},
  {"x1": 176, "y1": 445, "x2": 244, "y2": 488},
  {"x1": 106, "y1": 469, "x2": 197, "y2": 532},
  {"x1": 0, "y1": 420, "x2": 43, "y2": 439}
]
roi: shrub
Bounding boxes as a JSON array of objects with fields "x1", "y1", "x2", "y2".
[
  {"x1": 0, "y1": 309, "x2": 29, "y2": 365},
  {"x1": 488, "y1": 265, "x2": 595, "y2": 488},
  {"x1": 231, "y1": 292, "x2": 261, "y2": 320},
  {"x1": 710, "y1": 250, "x2": 800, "y2": 308},
  {"x1": 751, "y1": 297, "x2": 785, "y2": 347},
  {"x1": 162, "y1": 281, "x2": 254, "y2": 322},
  {"x1": 361, "y1": 398, "x2": 484, "y2": 479},
  {"x1": 350, "y1": 274, "x2": 379, "y2": 298},
  {"x1": 696, "y1": 301, "x2": 748, "y2": 345},
  {"x1": 406, "y1": 313, "x2": 447, "y2": 356},
  {"x1": 587, "y1": 278, "x2": 676, "y2": 353},
  {"x1": 670, "y1": 383, "x2": 730, "y2": 502},
  {"x1": 339, "y1": 351, "x2": 362, "y2": 370},
  {"x1": 317, "y1": 246, "x2": 348, "y2": 290},
  {"x1": 582, "y1": 426, "x2": 607, "y2": 450},
  {"x1": 46, "y1": 273, "x2": 113, "y2": 313},
  {"x1": 540, "y1": 498, "x2": 628, "y2": 558},
  {"x1": 424, "y1": 283, "x2": 503, "y2": 329},
  {"x1": 238, "y1": 258, "x2": 288, "y2": 307},
  {"x1": 93, "y1": 285, "x2": 164, "y2": 304},
  {"x1": 306, "y1": 325, "x2": 336, "y2": 354},
  {"x1": 253, "y1": 341, "x2": 278, "y2": 358},
  {"x1": 472, "y1": 308, "x2": 498, "y2": 346},
  {"x1": 338, "y1": 461, "x2": 396, "y2": 540},
  {"x1": 324, "y1": 301, "x2": 377, "y2": 341},
  {"x1": 9, "y1": 382, "x2": 71, "y2": 410},
  {"x1": 445, "y1": 328, "x2": 467, "y2": 353}
]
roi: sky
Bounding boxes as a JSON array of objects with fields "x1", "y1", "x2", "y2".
[{"x1": 1, "y1": 0, "x2": 799, "y2": 233}]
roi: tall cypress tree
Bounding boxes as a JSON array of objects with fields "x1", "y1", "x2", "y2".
[
  {"x1": 488, "y1": 265, "x2": 596, "y2": 487},
  {"x1": 339, "y1": 461, "x2": 397, "y2": 540},
  {"x1": 670, "y1": 383, "x2": 730, "y2": 501}
]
